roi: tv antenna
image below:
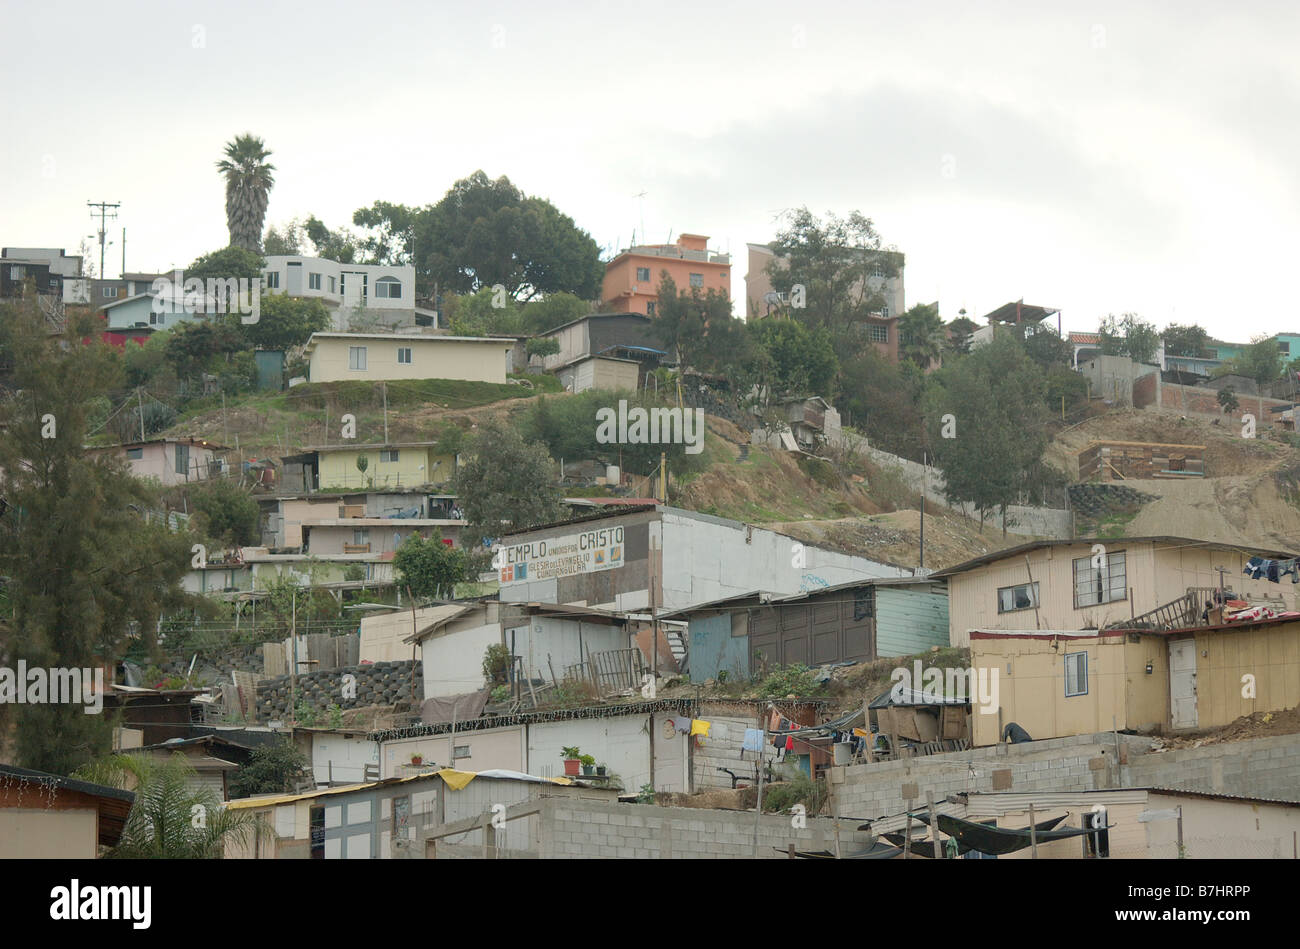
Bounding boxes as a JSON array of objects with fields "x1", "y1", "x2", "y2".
[{"x1": 633, "y1": 191, "x2": 647, "y2": 247}]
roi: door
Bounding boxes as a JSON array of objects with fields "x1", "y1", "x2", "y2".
[
  {"x1": 286, "y1": 260, "x2": 303, "y2": 295},
  {"x1": 1169, "y1": 639, "x2": 1198, "y2": 729}
]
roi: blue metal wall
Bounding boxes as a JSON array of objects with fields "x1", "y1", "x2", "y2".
[{"x1": 688, "y1": 612, "x2": 750, "y2": 682}]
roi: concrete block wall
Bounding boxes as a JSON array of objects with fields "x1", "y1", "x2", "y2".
[
  {"x1": 256, "y1": 659, "x2": 422, "y2": 721},
  {"x1": 1126, "y1": 733, "x2": 1300, "y2": 803},
  {"x1": 856, "y1": 443, "x2": 1072, "y2": 539},
  {"x1": 536, "y1": 798, "x2": 872, "y2": 859},
  {"x1": 829, "y1": 732, "x2": 1154, "y2": 819}
]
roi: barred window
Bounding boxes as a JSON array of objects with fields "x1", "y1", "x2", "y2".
[{"x1": 1073, "y1": 551, "x2": 1126, "y2": 608}]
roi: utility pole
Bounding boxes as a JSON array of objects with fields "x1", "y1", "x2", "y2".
[
  {"x1": 753, "y1": 702, "x2": 771, "y2": 857},
  {"x1": 121, "y1": 227, "x2": 126, "y2": 277},
  {"x1": 382, "y1": 382, "x2": 389, "y2": 444},
  {"x1": 87, "y1": 200, "x2": 120, "y2": 279},
  {"x1": 919, "y1": 451, "x2": 926, "y2": 571},
  {"x1": 289, "y1": 587, "x2": 298, "y2": 727},
  {"x1": 136, "y1": 388, "x2": 145, "y2": 442}
]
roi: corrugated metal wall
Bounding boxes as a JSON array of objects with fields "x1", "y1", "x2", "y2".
[{"x1": 876, "y1": 584, "x2": 950, "y2": 657}]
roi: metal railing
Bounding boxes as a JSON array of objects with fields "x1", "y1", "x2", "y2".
[{"x1": 565, "y1": 648, "x2": 646, "y2": 694}]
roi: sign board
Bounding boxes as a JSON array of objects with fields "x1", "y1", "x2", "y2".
[{"x1": 497, "y1": 525, "x2": 624, "y2": 585}]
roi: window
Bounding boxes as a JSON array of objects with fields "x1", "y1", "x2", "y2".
[
  {"x1": 1064, "y1": 651, "x2": 1088, "y2": 696},
  {"x1": 879, "y1": 305, "x2": 889, "y2": 318},
  {"x1": 853, "y1": 587, "x2": 875, "y2": 621},
  {"x1": 869, "y1": 324, "x2": 889, "y2": 343},
  {"x1": 9, "y1": 266, "x2": 23, "y2": 279},
  {"x1": 349, "y1": 346, "x2": 367, "y2": 370},
  {"x1": 126, "y1": 447, "x2": 143, "y2": 460},
  {"x1": 453, "y1": 744, "x2": 470, "y2": 760},
  {"x1": 397, "y1": 347, "x2": 412, "y2": 364},
  {"x1": 102, "y1": 286, "x2": 118, "y2": 299},
  {"x1": 353, "y1": 528, "x2": 370, "y2": 545},
  {"x1": 636, "y1": 267, "x2": 650, "y2": 282},
  {"x1": 392, "y1": 795, "x2": 410, "y2": 840},
  {"x1": 689, "y1": 273, "x2": 704, "y2": 288},
  {"x1": 264, "y1": 271, "x2": 280, "y2": 289},
  {"x1": 174, "y1": 442, "x2": 190, "y2": 476},
  {"x1": 308, "y1": 272, "x2": 321, "y2": 290},
  {"x1": 997, "y1": 582, "x2": 1039, "y2": 614},
  {"x1": 1073, "y1": 551, "x2": 1126, "y2": 608},
  {"x1": 310, "y1": 807, "x2": 325, "y2": 859},
  {"x1": 375, "y1": 276, "x2": 402, "y2": 299},
  {"x1": 645, "y1": 301, "x2": 656, "y2": 317},
  {"x1": 328, "y1": 276, "x2": 337, "y2": 293},
  {"x1": 150, "y1": 311, "x2": 162, "y2": 326},
  {"x1": 380, "y1": 449, "x2": 399, "y2": 462}
]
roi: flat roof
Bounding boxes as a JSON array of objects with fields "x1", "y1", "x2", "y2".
[{"x1": 983, "y1": 301, "x2": 1060, "y2": 323}]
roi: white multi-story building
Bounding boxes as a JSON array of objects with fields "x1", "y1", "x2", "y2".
[{"x1": 262, "y1": 256, "x2": 423, "y2": 331}]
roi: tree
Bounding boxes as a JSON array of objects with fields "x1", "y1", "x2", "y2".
[
  {"x1": 303, "y1": 215, "x2": 359, "y2": 264},
  {"x1": 1098, "y1": 313, "x2": 1159, "y2": 363},
  {"x1": 423, "y1": 171, "x2": 604, "y2": 301},
  {"x1": 0, "y1": 301, "x2": 194, "y2": 773},
  {"x1": 765, "y1": 207, "x2": 899, "y2": 340},
  {"x1": 190, "y1": 479, "x2": 260, "y2": 547},
  {"x1": 263, "y1": 219, "x2": 306, "y2": 256},
  {"x1": 216, "y1": 134, "x2": 275, "y2": 252},
  {"x1": 74, "y1": 752, "x2": 271, "y2": 857},
  {"x1": 187, "y1": 245, "x2": 264, "y2": 284},
  {"x1": 925, "y1": 332, "x2": 1054, "y2": 534},
  {"x1": 352, "y1": 200, "x2": 421, "y2": 266},
  {"x1": 898, "y1": 302, "x2": 945, "y2": 368},
  {"x1": 1232, "y1": 335, "x2": 1285, "y2": 387},
  {"x1": 453, "y1": 420, "x2": 564, "y2": 547},
  {"x1": 522, "y1": 292, "x2": 591, "y2": 335},
  {"x1": 1163, "y1": 322, "x2": 1212, "y2": 359},
  {"x1": 748, "y1": 317, "x2": 838, "y2": 400},
  {"x1": 1217, "y1": 386, "x2": 1239, "y2": 413},
  {"x1": 1019, "y1": 325, "x2": 1073, "y2": 368},
  {"x1": 238, "y1": 293, "x2": 330, "y2": 351},
  {"x1": 526, "y1": 337, "x2": 560, "y2": 359},
  {"x1": 393, "y1": 532, "x2": 473, "y2": 600},
  {"x1": 653, "y1": 273, "x2": 750, "y2": 375},
  {"x1": 836, "y1": 345, "x2": 927, "y2": 462},
  {"x1": 163, "y1": 320, "x2": 246, "y2": 380},
  {"x1": 228, "y1": 737, "x2": 310, "y2": 798},
  {"x1": 945, "y1": 315, "x2": 978, "y2": 356}
]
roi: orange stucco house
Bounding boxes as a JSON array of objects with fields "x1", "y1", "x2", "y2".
[{"x1": 601, "y1": 234, "x2": 730, "y2": 316}]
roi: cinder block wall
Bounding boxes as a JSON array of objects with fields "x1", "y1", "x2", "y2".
[
  {"x1": 1126, "y1": 733, "x2": 1300, "y2": 802},
  {"x1": 829, "y1": 732, "x2": 1155, "y2": 819},
  {"x1": 830, "y1": 731, "x2": 1300, "y2": 820},
  {"x1": 536, "y1": 799, "x2": 872, "y2": 859}
]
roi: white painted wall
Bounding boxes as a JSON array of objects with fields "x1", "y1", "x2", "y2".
[
  {"x1": 421, "y1": 620, "x2": 501, "y2": 698},
  {"x1": 528, "y1": 716, "x2": 653, "y2": 789},
  {"x1": 311, "y1": 733, "x2": 380, "y2": 785},
  {"x1": 506, "y1": 618, "x2": 631, "y2": 683}
]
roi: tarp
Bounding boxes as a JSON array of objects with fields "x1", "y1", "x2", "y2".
[
  {"x1": 934, "y1": 813, "x2": 1099, "y2": 855},
  {"x1": 882, "y1": 814, "x2": 1067, "y2": 857},
  {"x1": 777, "y1": 841, "x2": 904, "y2": 859},
  {"x1": 420, "y1": 690, "x2": 489, "y2": 725}
]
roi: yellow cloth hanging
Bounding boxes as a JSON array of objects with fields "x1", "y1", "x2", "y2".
[{"x1": 690, "y1": 719, "x2": 712, "y2": 737}]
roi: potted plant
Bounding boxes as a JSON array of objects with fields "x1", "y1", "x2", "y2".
[
  {"x1": 596, "y1": 762, "x2": 607, "y2": 776},
  {"x1": 410, "y1": 753, "x2": 424, "y2": 766},
  {"x1": 561, "y1": 746, "x2": 582, "y2": 777},
  {"x1": 580, "y1": 754, "x2": 596, "y2": 776}
]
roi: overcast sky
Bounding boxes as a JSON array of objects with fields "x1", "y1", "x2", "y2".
[{"x1": 3, "y1": 1, "x2": 1297, "y2": 340}]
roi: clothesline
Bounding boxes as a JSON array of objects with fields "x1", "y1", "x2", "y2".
[{"x1": 1243, "y1": 556, "x2": 1300, "y2": 584}]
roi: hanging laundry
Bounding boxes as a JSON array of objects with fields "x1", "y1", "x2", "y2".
[
  {"x1": 690, "y1": 719, "x2": 712, "y2": 737},
  {"x1": 768, "y1": 708, "x2": 782, "y2": 732},
  {"x1": 1268, "y1": 561, "x2": 1281, "y2": 583},
  {"x1": 711, "y1": 723, "x2": 729, "y2": 741},
  {"x1": 742, "y1": 728, "x2": 764, "y2": 752},
  {"x1": 669, "y1": 715, "x2": 692, "y2": 735},
  {"x1": 785, "y1": 735, "x2": 795, "y2": 751},
  {"x1": 1245, "y1": 557, "x2": 1266, "y2": 580},
  {"x1": 852, "y1": 727, "x2": 870, "y2": 739}
]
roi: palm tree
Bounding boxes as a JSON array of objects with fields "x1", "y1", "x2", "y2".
[
  {"x1": 899, "y1": 302, "x2": 945, "y2": 369},
  {"x1": 216, "y1": 134, "x2": 276, "y2": 252},
  {"x1": 74, "y1": 752, "x2": 272, "y2": 858}
]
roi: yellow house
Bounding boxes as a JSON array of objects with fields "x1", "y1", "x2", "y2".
[
  {"x1": 969, "y1": 615, "x2": 1300, "y2": 745},
  {"x1": 315, "y1": 442, "x2": 459, "y2": 490},
  {"x1": 304, "y1": 332, "x2": 511, "y2": 384},
  {"x1": 935, "y1": 536, "x2": 1298, "y2": 648}
]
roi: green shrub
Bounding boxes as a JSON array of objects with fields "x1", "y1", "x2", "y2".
[{"x1": 758, "y1": 663, "x2": 819, "y2": 698}]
